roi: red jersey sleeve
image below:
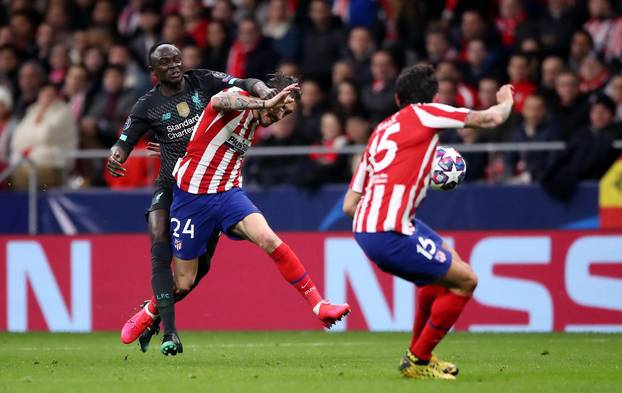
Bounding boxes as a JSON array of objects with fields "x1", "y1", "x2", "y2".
[{"x1": 412, "y1": 103, "x2": 470, "y2": 129}]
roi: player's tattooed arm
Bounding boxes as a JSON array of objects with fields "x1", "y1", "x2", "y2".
[
  {"x1": 464, "y1": 84, "x2": 514, "y2": 128},
  {"x1": 211, "y1": 84, "x2": 299, "y2": 112},
  {"x1": 212, "y1": 94, "x2": 266, "y2": 112}
]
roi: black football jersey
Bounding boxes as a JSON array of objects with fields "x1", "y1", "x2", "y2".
[{"x1": 115, "y1": 69, "x2": 259, "y2": 186}]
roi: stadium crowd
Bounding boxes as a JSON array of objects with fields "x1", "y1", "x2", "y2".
[{"x1": 0, "y1": 0, "x2": 620, "y2": 195}]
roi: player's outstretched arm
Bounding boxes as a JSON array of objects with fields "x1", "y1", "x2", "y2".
[
  {"x1": 211, "y1": 84, "x2": 299, "y2": 112},
  {"x1": 464, "y1": 84, "x2": 514, "y2": 129}
]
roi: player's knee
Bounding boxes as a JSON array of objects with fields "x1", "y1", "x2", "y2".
[
  {"x1": 175, "y1": 276, "x2": 195, "y2": 293},
  {"x1": 462, "y1": 269, "x2": 478, "y2": 295},
  {"x1": 256, "y1": 231, "x2": 280, "y2": 253}
]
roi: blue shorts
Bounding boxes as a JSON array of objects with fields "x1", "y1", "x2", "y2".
[
  {"x1": 354, "y1": 219, "x2": 453, "y2": 286},
  {"x1": 169, "y1": 186, "x2": 261, "y2": 260}
]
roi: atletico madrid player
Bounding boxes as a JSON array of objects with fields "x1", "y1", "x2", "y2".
[
  {"x1": 343, "y1": 64, "x2": 514, "y2": 380},
  {"x1": 126, "y1": 73, "x2": 350, "y2": 355}
]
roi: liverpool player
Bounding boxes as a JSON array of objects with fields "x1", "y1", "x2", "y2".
[
  {"x1": 342, "y1": 64, "x2": 514, "y2": 379},
  {"x1": 162, "y1": 73, "x2": 349, "y2": 354},
  {"x1": 107, "y1": 42, "x2": 276, "y2": 355}
]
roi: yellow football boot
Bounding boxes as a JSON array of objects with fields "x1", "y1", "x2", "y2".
[
  {"x1": 431, "y1": 353, "x2": 459, "y2": 376},
  {"x1": 398, "y1": 351, "x2": 456, "y2": 380}
]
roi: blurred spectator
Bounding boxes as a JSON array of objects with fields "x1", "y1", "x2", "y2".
[
  {"x1": 227, "y1": 18, "x2": 280, "y2": 79},
  {"x1": 552, "y1": 70, "x2": 590, "y2": 139},
  {"x1": 361, "y1": 50, "x2": 398, "y2": 124},
  {"x1": 35, "y1": 23, "x2": 56, "y2": 62},
  {"x1": 202, "y1": 20, "x2": 231, "y2": 72},
  {"x1": 538, "y1": 0, "x2": 580, "y2": 55},
  {"x1": 9, "y1": 11, "x2": 37, "y2": 52},
  {"x1": 332, "y1": 0, "x2": 380, "y2": 30},
  {"x1": 436, "y1": 60, "x2": 477, "y2": 108},
  {"x1": 539, "y1": 55, "x2": 565, "y2": 105},
  {"x1": 62, "y1": 65, "x2": 89, "y2": 121},
  {"x1": 506, "y1": 94, "x2": 561, "y2": 183},
  {"x1": 544, "y1": 94, "x2": 621, "y2": 199},
  {"x1": 342, "y1": 27, "x2": 374, "y2": 84},
  {"x1": 584, "y1": 0, "x2": 622, "y2": 62},
  {"x1": 461, "y1": 38, "x2": 499, "y2": 87},
  {"x1": 130, "y1": 4, "x2": 161, "y2": 64},
  {"x1": 14, "y1": 60, "x2": 47, "y2": 119},
  {"x1": 294, "y1": 79, "x2": 326, "y2": 143},
  {"x1": 81, "y1": 65, "x2": 138, "y2": 148},
  {"x1": 0, "y1": 86, "x2": 16, "y2": 166},
  {"x1": 495, "y1": 0, "x2": 535, "y2": 48},
  {"x1": 83, "y1": 46, "x2": 106, "y2": 84},
  {"x1": 331, "y1": 60, "x2": 355, "y2": 86},
  {"x1": 507, "y1": 53, "x2": 536, "y2": 112},
  {"x1": 578, "y1": 54, "x2": 610, "y2": 93},
  {"x1": 299, "y1": 112, "x2": 348, "y2": 188},
  {"x1": 118, "y1": 0, "x2": 144, "y2": 37},
  {"x1": 300, "y1": 0, "x2": 345, "y2": 84},
  {"x1": 262, "y1": 0, "x2": 301, "y2": 61},
  {"x1": 45, "y1": 1, "x2": 71, "y2": 35},
  {"x1": 333, "y1": 79, "x2": 364, "y2": 123},
  {"x1": 10, "y1": 83, "x2": 78, "y2": 190},
  {"x1": 182, "y1": 45, "x2": 203, "y2": 70},
  {"x1": 48, "y1": 43, "x2": 70, "y2": 85},
  {"x1": 246, "y1": 113, "x2": 304, "y2": 186},
  {"x1": 162, "y1": 13, "x2": 194, "y2": 49},
  {"x1": 425, "y1": 28, "x2": 457, "y2": 65},
  {"x1": 92, "y1": 0, "x2": 117, "y2": 30},
  {"x1": 108, "y1": 43, "x2": 151, "y2": 94},
  {"x1": 344, "y1": 114, "x2": 370, "y2": 174},
  {"x1": 454, "y1": 10, "x2": 501, "y2": 56},
  {"x1": 605, "y1": 74, "x2": 622, "y2": 121},
  {"x1": 180, "y1": 0, "x2": 209, "y2": 48},
  {"x1": 0, "y1": 44, "x2": 20, "y2": 92},
  {"x1": 211, "y1": 0, "x2": 237, "y2": 35},
  {"x1": 568, "y1": 30, "x2": 594, "y2": 72},
  {"x1": 436, "y1": 78, "x2": 458, "y2": 106},
  {"x1": 69, "y1": 30, "x2": 89, "y2": 65}
]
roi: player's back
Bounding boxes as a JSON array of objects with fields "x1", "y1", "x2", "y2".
[
  {"x1": 173, "y1": 87, "x2": 258, "y2": 195},
  {"x1": 352, "y1": 103, "x2": 469, "y2": 235}
]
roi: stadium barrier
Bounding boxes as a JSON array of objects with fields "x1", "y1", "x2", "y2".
[{"x1": 1, "y1": 231, "x2": 620, "y2": 333}]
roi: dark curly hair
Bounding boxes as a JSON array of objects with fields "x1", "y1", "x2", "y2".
[
  {"x1": 395, "y1": 64, "x2": 438, "y2": 107},
  {"x1": 267, "y1": 72, "x2": 301, "y2": 100}
]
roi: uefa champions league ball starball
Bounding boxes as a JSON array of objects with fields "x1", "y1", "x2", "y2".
[{"x1": 429, "y1": 146, "x2": 467, "y2": 191}]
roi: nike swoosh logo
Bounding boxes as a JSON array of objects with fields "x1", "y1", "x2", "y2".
[
  {"x1": 154, "y1": 192, "x2": 163, "y2": 202},
  {"x1": 301, "y1": 282, "x2": 310, "y2": 289}
]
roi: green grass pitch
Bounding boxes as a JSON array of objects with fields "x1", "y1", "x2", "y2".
[{"x1": 1, "y1": 332, "x2": 621, "y2": 393}]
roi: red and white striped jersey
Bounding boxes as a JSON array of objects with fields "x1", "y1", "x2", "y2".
[
  {"x1": 350, "y1": 103, "x2": 469, "y2": 235},
  {"x1": 173, "y1": 87, "x2": 259, "y2": 194}
]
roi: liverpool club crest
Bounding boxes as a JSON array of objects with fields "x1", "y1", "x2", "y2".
[{"x1": 176, "y1": 101, "x2": 190, "y2": 118}]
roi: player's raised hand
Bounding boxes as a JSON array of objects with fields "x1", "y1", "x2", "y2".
[
  {"x1": 496, "y1": 84, "x2": 514, "y2": 104},
  {"x1": 146, "y1": 142, "x2": 161, "y2": 157},
  {"x1": 265, "y1": 84, "x2": 299, "y2": 108},
  {"x1": 107, "y1": 145, "x2": 128, "y2": 177}
]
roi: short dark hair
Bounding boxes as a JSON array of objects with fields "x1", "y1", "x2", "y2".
[
  {"x1": 147, "y1": 41, "x2": 174, "y2": 66},
  {"x1": 267, "y1": 72, "x2": 300, "y2": 100},
  {"x1": 395, "y1": 64, "x2": 438, "y2": 106}
]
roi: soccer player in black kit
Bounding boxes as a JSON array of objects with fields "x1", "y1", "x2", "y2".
[{"x1": 108, "y1": 42, "x2": 276, "y2": 356}]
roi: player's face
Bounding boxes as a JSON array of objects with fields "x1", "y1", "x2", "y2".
[
  {"x1": 151, "y1": 45, "x2": 183, "y2": 84},
  {"x1": 259, "y1": 100, "x2": 297, "y2": 127}
]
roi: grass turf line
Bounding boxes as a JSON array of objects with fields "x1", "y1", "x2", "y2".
[{"x1": 0, "y1": 332, "x2": 621, "y2": 393}]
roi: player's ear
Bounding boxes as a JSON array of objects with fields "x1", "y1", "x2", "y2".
[{"x1": 394, "y1": 93, "x2": 401, "y2": 108}]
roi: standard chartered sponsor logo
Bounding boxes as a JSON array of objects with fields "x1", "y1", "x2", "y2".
[{"x1": 166, "y1": 114, "x2": 200, "y2": 139}]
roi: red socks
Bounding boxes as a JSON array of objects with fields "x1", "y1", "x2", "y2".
[
  {"x1": 410, "y1": 291, "x2": 471, "y2": 361},
  {"x1": 270, "y1": 242, "x2": 323, "y2": 308},
  {"x1": 410, "y1": 285, "x2": 446, "y2": 350}
]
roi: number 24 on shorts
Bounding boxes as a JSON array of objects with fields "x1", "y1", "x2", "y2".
[
  {"x1": 171, "y1": 218, "x2": 195, "y2": 239},
  {"x1": 416, "y1": 236, "x2": 437, "y2": 260}
]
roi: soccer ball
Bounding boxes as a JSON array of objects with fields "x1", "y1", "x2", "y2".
[{"x1": 429, "y1": 146, "x2": 467, "y2": 191}]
